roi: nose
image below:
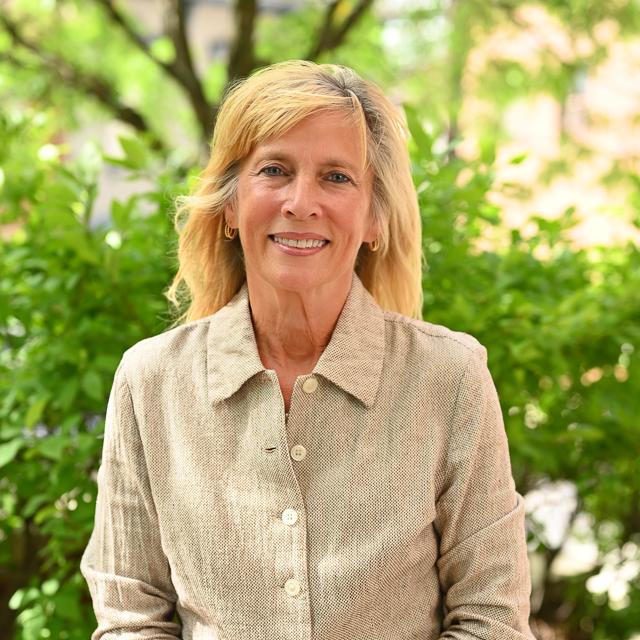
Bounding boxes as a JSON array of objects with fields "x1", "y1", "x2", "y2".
[{"x1": 281, "y1": 172, "x2": 321, "y2": 219}]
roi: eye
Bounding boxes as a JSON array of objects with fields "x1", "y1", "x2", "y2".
[
  {"x1": 259, "y1": 165, "x2": 285, "y2": 176},
  {"x1": 328, "y1": 172, "x2": 351, "y2": 184}
]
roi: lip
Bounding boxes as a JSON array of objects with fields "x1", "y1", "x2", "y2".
[{"x1": 270, "y1": 232, "x2": 329, "y2": 241}]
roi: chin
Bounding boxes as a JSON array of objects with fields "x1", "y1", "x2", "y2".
[
  {"x1": 256, "y1": 263, "x2": 327, "y2": 292},
  {"x1": 271, "y1": 272, "x2": 322, "y2": 293}
]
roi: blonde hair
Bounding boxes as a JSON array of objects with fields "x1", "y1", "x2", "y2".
[{"x1": 165, "y1": 59, "x2": 423, "y2": 325}]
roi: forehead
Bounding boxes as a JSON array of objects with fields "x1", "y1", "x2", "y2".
[{"x1": 247, "y1": 110, "x2": 367, "y2": 169}]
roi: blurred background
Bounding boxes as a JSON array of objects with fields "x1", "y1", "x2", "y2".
[{"x1": 0, "y1": 0, "x2": 639, "y2": 638}]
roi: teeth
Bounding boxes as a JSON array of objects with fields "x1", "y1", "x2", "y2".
[{"x1": 273, "y1": 236, "x2": 327, "y2": 249}]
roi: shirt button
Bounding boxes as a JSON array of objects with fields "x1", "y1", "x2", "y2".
[
  {"x1": 284, "y1": 578, "x2": 301, "y2": 597},
  {"x1": 302, "y1": 376, "x2": 318, "y2": 393},
  {"x1": 290, "y1": 444, "x2": 307, "y2": 461},
  {"x1": 281, "y1": 508, "x2": 298, "y2": 526}
]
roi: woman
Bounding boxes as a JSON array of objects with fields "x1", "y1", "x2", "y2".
[{"x1": 81, "y1": 60, "x2": 535, "y2": 639}]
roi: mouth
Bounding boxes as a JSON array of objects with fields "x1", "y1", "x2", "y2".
[{"x1": 269, "y1": 234, "x2": 330, "y2": 255}]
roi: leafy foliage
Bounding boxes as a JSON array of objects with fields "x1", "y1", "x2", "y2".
[{"x1": 0, "y1": 122, "x2": 187, "y2": 637}]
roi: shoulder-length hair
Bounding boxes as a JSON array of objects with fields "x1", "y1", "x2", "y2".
[{"x1": 165, "y1": 59, "x2": 423, "y2": 325}]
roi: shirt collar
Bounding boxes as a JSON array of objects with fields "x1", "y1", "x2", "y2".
[{"x1": 206, "y1": 271, "x2": 385, "y2": 408}]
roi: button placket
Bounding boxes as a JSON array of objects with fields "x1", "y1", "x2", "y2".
[
  {"x1": 260, "y1": 370, "x2": 310, "y2": 607},
  {"x1": 286, "y1": 377, "x2": 314, "y2": 463},
  {"x1": 272, "y1": 376, "x2": 313, "y2": 608}
]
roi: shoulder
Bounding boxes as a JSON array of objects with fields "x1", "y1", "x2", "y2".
[
  {"x1": 118, "y1": 315, "x2": 212, "y2": 386},
  {"x1": 381, "y1": 310, "x2": 488, "y2": 375},
  {"x1": 379, "y1": 312, "x2": 497, "y2": 431}
]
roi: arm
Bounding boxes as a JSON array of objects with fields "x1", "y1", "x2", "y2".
[
  {"x1": 80, "y1": 358, "x2": 182, "y2": 639},
  {"x1": 434, "y1": 346, "x2": 535, "y2": 640}
]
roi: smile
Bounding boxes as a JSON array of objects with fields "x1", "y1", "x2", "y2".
[{"x1": 269, "y1": 235, "x2": 330, "y2": 255}]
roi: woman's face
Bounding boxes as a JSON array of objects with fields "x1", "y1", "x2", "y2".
[{"x1": 225, "y1": 109, "x2": 377, "y2": 295}]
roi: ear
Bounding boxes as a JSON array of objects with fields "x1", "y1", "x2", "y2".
[
  {"x1": 362, "y1": 214, "x2": 379, "y2": 244},
  {"x1": 224, "y1": 202, "x2": 238, "y2": 228}
]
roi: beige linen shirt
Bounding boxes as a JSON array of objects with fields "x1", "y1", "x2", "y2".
[{"x1": 80, "y1": 271, "x2": 534, "y2": 640}]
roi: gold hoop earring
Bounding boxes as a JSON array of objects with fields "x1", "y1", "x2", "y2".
[
  {"x1": 368, "y1": 238, "x2": 379, "y2": 252},
  {"x1": 224, "y1": 221, "x2": 238, "y2": 240}
]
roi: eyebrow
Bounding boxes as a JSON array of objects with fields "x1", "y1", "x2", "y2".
[{"x1": 250, "y1": 150, "x2": 362, "y2": 175}]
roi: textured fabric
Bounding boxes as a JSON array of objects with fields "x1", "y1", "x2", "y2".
[{"x1": 80, "y1": 271, "x2": 535, "y2": 640}]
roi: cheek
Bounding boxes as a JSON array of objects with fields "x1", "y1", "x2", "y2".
[
  {"x1": 336, "y1": 200, "x2": 372, "y2": 235},
  {"x1": 247, "y1": 187, "x2": 282, "y2": 213}
]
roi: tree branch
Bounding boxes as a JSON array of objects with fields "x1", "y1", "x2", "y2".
[
  {"x1": 306, "y1": 0, "x2": 375, "y2": 60},
  {"x1": 93, "y1": 0, "x2": 214, "y2": 141},
  {"x1": 306, "y1": 0, "x2": 341, "y2": 60},
  {"x1": 227, "y1": 0, "x2": 259, "y2": 81},
  {"x1": 0, "y1": 12, "x2": 166, "y2": 153},
  {"x1": 165, "y1": 0, "x2": 197, "y2": 81},
  {"x1": 163, "y1": 0, "x2": 215, "y2": 141},
  {"x1": 92, "y1": 0, "x2": 157, "y2": 64}
]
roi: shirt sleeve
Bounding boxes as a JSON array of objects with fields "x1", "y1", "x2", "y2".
[
  {"x1": 434, "y1": 345, "x2": 535, "y2": 640},
  {"x1": 80, "y1": 358, "x2": 182, "y2": 639}
]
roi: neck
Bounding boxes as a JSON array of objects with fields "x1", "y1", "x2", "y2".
[{"x1": 246, "y1": 272, "x2": 353, "y2": 372}]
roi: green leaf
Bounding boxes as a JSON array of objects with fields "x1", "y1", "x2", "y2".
[
  {"x1": 22, "y1": 494, "x2": 49, "y2": 518},
  {"x1": 56, "y1": 379, "x2": 79, "y2": 411},
  {"x1": 41, "y1": 183, "x2": 79, "y2": 212},
  {"x1": 34, "y1": 435, "x2": 69, "y2": 461},
  {"x1": 25, "y1": 395, "x2": 50, "y2": 428},
  {"x1": 0, "y1": 438, "x2": 23, "y2": 468},
  {"x1": 149, "y1": 36, "x2": 176, "y2": 64},
  {"x1": 115, "y1": 135, "x2": 150, "y2": 170},
  {"x1": 0, "y1": 424, "x2": 23, "y2": 440},
  {"x1": 111, "y1": 199, "x2": 131, "y2": 229},
  {"x1": 61, "y1": 230, "x2": 100, "y2": 265},
  {"x1": 508, "y1": 152, "x2": 528, "y2": 165},
  {"x1": 403, "y1": 103, "x2": 433, "y2": 157},
  {"x1": 8, "y1": 589, "x2": 24, "y2": 611},
  {"x1": 41, "y1": 578, "x2": 59, "y2": 596},
  {"x1": 81, "y1": 370, "x2": 103, "y2": 401}
]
